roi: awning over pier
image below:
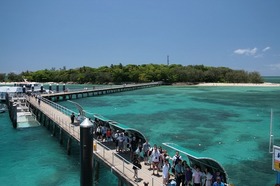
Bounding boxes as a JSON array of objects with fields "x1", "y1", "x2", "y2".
[
  {"x1": 163, "y1": 142, "x2": 228, "y2": 183},
  {"x1": 93, "y1": 114, "x2": 146, "y2": 142}
]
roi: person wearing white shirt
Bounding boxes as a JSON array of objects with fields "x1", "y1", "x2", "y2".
[
  {"x1": 162, "y1": 159, "x2": 170, "y2": 185},
  {"x1": 151, "y1": 144, "x2": 160, "y2": 175},
  {"x1": 192, "y1": 166, "x2": 203, "y2": 186},
  {"x1": 204, "y1": 167, "x2": 213, "y2": 186}
]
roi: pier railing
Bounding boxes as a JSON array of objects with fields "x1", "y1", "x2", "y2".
[
  {"x1": 94, "y1": 140, "x2": 162, "y2": 186},
  {"x1": 40, "y1": 96, "x2": 78, "y2": 116},
  {"x1": 26, "y1": 87, "x2": 164, "y2": 185},
  {"x1": 28, "y1": 96, "x2": 80, "y2": 141}
]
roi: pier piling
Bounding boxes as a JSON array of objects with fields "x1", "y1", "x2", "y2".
[{"x1": 80, "y1": 118, "x2": 94, "y2": 186}]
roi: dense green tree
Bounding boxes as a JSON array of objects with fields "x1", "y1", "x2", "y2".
[
  {"x1": 248, "y1": 72, "x2": 263, "y2": 83},
  {"x1": 7, "y1": 72, "x2": 22, "y2": 82},
  {"x1": 3, "y1": 63, "x2": 264, "y2": 84},
  {"x1": 0, "y1": 73, "x2": 6, "y2": 82}
]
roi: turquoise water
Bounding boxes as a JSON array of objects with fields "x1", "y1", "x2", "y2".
[
  {"x1": 1, "y1": 78, "x2": 280, "y2": 186},
  {"x1": 0, "y1": 111, "x2": 117, "y2": 185},
  {"x1": 263, "y1": 76, "x2": 280, "y2": 83},
  {"x1": 60, "y1": 85, "x2": 280, "y2": 186}
]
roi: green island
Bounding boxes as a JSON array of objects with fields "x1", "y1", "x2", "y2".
[{"x1": 0, "y1": 64, "x2": 263, "y2": 84}]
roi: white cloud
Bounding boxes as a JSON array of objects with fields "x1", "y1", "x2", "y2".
[
  {"x1": 262, "y1": 47, "x2": 271, "y2": 52},
  {"x1": 254, "y1": 54, "x2": 263, "y2": 58},
  {"x1": 234, "y1": 48, "x2": 257, "y2": 56}
]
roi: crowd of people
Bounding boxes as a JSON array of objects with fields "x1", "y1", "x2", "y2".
[
  {"x1": 92, "y1": 118, "x2": 228, "y2": 186},
  {"x1": 138, "y1": 143, "x2": 227, "y2": 186}
]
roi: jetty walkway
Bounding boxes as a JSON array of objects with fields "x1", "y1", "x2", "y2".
[
  {"x1": 41, "y1": 82, "x2": 162, "y2": 102},
  {"x1": 26, "y1": 83, "x2": 164, "y2": 186}
]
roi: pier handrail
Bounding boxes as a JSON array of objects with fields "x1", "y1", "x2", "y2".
[
  {"x1": 94, "y1": 140, "x2": 162, "y2": 186},
  {"x1": 40, "y1": 96, "x2": 78, "y2": 117},
  {"x1": 27, "y1": 95, "x2": 80, "y2": 141}
]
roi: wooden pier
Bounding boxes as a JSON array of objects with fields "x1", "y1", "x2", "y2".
[
  {"x1": 25, "y1": 83, "x2": 164, "y2": 186},
  {"x1": 42, "y1": 82, "x2": 162, "y2": 102}
]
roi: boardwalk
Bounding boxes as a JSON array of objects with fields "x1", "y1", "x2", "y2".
[
  {"x1": 27, "y1": 96, "x2": 164, "y2": 186},
  {"x1": 41, "y1": 82, "x2": 162, "y2": 102}
]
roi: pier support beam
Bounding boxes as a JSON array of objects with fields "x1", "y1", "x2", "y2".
[
  {"x1": 67, "y1": 137, "x2": 71, "y2": 155},
  {"x1": 12, "y1": 102, "x2": 17, "y2": 128},
  {"x1": 93, "y1": 159, "x2": 100, "y2": 184},
  {"x1": 118, "y1": 179, "x2": 124, "y2": 186},
  {"x1": 43, "y1": 115, "x2": 46, "y2": 126},
  {"x1": 52, "y1": 124, "x2": 56, "y2": 136},
  {"x1": 80, "y1": 118, "x2": 94, "y2": 186},
  {"x1": 59, "y1": 128, "x2": 63, "y2": 144}
]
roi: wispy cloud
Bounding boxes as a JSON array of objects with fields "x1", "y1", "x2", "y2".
[
  {"x1": 254, "y1": 54, "x2": 263, "y2": 58},
  {"x1": 268, "y1": 63, "x2": 280, "y2": 70},
  {"x1": 234, "y1": 48, "x2": 257, "y2": 56},
  {"x1": 262, "y1": 47, "x2": 271, "y2": 52}
]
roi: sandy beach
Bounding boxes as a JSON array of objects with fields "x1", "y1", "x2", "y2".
[
  {"x1": 172, "y1": 82, "x2": 280, "y2": 87},
  {"x1": 1, "y1": 82, "x2": 280, "y2": 87}
]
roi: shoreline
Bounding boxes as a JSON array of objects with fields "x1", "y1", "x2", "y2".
[
  {"x1": 172, "y1": 82, "x2": 280, "y2": 87},
  {"x1": 1, "y1": 82, "x2": 280, "y2": 87}
]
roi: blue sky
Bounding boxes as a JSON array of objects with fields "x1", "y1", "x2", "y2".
[{"x1": 0, "y1": 0, "x2": 280, "y2": 76}]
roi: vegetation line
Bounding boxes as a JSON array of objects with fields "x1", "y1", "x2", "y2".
[{"x1": 0, "y1": 64, "x2": 263, "y2": 84}]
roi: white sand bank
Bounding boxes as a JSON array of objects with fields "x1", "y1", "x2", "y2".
[{"x1": 195, "y1": 82, "x2": 280, "y2": 87}]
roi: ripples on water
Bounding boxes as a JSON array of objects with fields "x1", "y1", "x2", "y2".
[
  {"x1": 63, "y1": 85, "x2": 280, "y2": 186},
  {"x1": 1, "y1": 81, "x2": 280, "y2": 186}
]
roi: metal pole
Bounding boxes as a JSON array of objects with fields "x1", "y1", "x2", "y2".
[
  {"x1": 112, "y1": 152, "x2": 114, "y2": 165},
  {"x1": 23, "y1": 85, "x2": 26, "y2": 94},
  {"x1": 80, "y1": 118, "x2": 94, "y2": 186},
  {"x1": 40, "y1": 84, "x2": 44, "y2": 93},
  {"x1": 122, "y1": 160, "x2": 124, "y2": 174},
  {"x1": 269, "y1": 109, "x2": 274, "y2": 153}
]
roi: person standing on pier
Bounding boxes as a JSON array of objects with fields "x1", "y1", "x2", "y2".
[
  {"x1": 151, "y1": 144, "x2": 160, "y2": 176},
  {"x1": 37, "y1": 96, "x2": 41, "y2": 106},
  {"x1": 162, "y1": 159, "x2": 170, "y2": 185},
  {"x1": 132, "y1": 154, "x2": 141, "y2": 182},
  {"x1": 70, "y1": 113, "x2": 75, "y2": 124},
  {"x1": 212, "y1": 176, "x2": 225, "y2": 186},
  {"x1": 142, "y1": 140, "x2": 151, "y2": 165}
]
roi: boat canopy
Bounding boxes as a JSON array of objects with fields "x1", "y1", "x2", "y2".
[
  {"x1": 93, "y1": 114, "x2": 146, "y2": 142},
  {"x1": 163, "y1": 142, "x2": 228, "y2": 183},
  {"x1": 0, "y1": 86, "x2": 23, "y2": 93},
  {"x1": 0, "y1": 86, "x2": 23, "y2": 101}
]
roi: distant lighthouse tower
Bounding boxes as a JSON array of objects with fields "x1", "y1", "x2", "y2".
[{"x1": 167, "y1": 55, "x2": 169, "y2": 66}]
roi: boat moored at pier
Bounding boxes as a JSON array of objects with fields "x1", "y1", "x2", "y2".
[{"x1": 0, "y1": 86, "x2": 23, "y2": 102}]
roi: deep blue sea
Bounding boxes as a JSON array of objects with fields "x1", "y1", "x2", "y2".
[{"x1": 1, "y1": 77, "x2": 280, "y2": 186}]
